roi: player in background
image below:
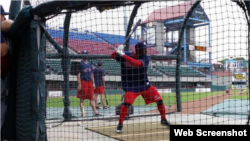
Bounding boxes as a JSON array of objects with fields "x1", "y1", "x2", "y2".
[
  {"x1": 76, "y1": 51, "x2": 101, "y2": 116},
  {"x1": 1, "y1": 5, "x2": 12, "y2": 131},
  {"x1": 97, "y1": 95, "x2": 101, "y2": 105},
  {"x1": 111, "y1": 41, "x2": 171, "y2": 133},
  {"x1": 93, "y1": 60, "x2": 108, "y2": 109}
]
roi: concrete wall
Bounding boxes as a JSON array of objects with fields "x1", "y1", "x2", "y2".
[
  {"x1": 154, "y1": 22, "x2": 165, "y2": 54},
  {"x1": 45, "y1": 74, "x2": 211, "y2": 82},
  {"x1": 211, "y1": 76, "x2": 232, "y2": 87}
]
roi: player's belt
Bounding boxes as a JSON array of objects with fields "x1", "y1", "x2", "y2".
[{"x1": 81, "y1": 80, "x2": 91, "y2": 82}]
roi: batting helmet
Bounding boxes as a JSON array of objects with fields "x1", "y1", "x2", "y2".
[{"x1": 135, "y1": 40, "x2": 148, "y2": 49}]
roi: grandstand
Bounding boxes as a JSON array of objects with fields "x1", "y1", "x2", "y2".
[
  {"x1": 45, "y1": 58, "x2": 163, "y2": 76},
  {"x1": 46, "y1": 59, "x2": 72, "y2": 75},
  {"x1": 91, "y1": 59, "x2": 163, "y2": 76},
  {"x1": 47, "y1": 29, "x2": 161, "y2": 55},
  {"x1": 45, "y1": 27, "x2": 162, "y2": 76},
  {"x1": 46, "y1": 38, "x2": 76, "y2": 55},
  {"x1": 44, "y1": 2, "x2": 211, "y2": 90},
  {"x1": 91, "y1": 59, "x2": 121, "y2": 75},
  {"x1": 153, "y1": 65, "x2": 207, "y2": 77},
  {"x1": 92, "y1": 32, "x2": 138, "y2": 45}
]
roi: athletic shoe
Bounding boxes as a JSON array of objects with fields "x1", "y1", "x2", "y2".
[
  {"x1": 116, "y1": 123, "x2": 123, "y2": 133},
  {"x1": 94, "y1": 113, "x2": 102, "y2": 116},
  {"x1": 161, "y1": 119, "x2": 171, "y2": 128},
  {"x1": 77, "y1": 122, "x2": 82, "y2": 126},
  {"x1": 103, "y1": 106, "x2": 109, "y2": 109},
  {"x1": 81, "y1": 113, "x2": 86, "y2": 117},
  {"x1": 96, "y1": 106, "x2": 101, "y2": 109}
]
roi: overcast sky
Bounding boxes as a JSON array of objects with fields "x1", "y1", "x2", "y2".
[
  {"x1": 1, "y1": 0, "x2": 11, "y2": 18},
  {"x1": 1, "y1": 0, "x2": 249, "y2": 63}
]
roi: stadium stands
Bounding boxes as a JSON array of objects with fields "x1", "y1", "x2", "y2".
[
  {"x1": 47, "y1": 29, "x2": 160, "y2": 55},
  {"x1": 129, "y1": 45, "x2": 160, "y2": 55},
  {"x1": 46, "y1": 59, "x2": 71, "y2": 75},
  {"x1": 91, "y1": 59, "x2": 162, "y2": 76},
  {"x1": 92, "y1": 32, "x2": 138, "y2": 45},
  {"x1": 48, "y1": 29, "x2": 102, "y2": 42},
  {"x1": 153, "y1": 65, "x2": 206, "y2": 77},
  {"x1": 91, "y1": 59, "x2": 121, "y2": 75},
  {"x1": 147, "y1": 67, "x2": 162, "y2": 76},
  {"x1": 53, "y1": 37, "x2": 115, "y2": 55},
  {"x1": 45, "y1": 59, "x2": 161, "y2": 76}
]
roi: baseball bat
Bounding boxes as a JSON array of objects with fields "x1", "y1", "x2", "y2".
[
  {"x1": 123, "y1": 19, "x2": 142, "y2": 46},
  {"x1": 104, "y1": 92, "x2": 109, "y2": 106}
]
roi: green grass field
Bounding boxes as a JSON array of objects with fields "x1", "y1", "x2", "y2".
[
  {"x1": 229, "y1": 90, "x2": 249, "y2": 100},
  {"x1": 46, "y1": 91, "x2": 232, "y2": 107}
]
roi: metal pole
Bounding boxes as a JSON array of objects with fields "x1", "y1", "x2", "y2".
[
  {"x1": 176, "y1": 1, "x2": 201, "y2": 112},
  {"x1": 62, "y1": 12, "x2": 72, "y2": 120},
  {"x1": 208, "y1": 23, "x2": 212, "y2": 74}
]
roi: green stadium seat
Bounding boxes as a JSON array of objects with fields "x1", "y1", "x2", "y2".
[
  {"x1": 46, "y1": 59, "x2": 72, "y2": 74},
  {"x1": 153, "y1": 65, "x2": 206, "y2": 77}
]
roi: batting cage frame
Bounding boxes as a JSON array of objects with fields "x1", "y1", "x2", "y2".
[{"x1": 1, "y1": 0, "x2": 250, "y2": 140}]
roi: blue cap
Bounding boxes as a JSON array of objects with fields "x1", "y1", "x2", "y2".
[
  {"x1": 0, "y1": 5, "x2": 11, "y2": 15},
  {"x1": 135, "y1": 40, "x2": 148, "y2": 49},
  {"x1": 97, "y1": 60, "x2": 102, "y2": 66}
]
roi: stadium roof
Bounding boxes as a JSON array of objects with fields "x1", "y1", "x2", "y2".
[{"x1": 142, "y1": 1, "x2": 195, "y2": 24}]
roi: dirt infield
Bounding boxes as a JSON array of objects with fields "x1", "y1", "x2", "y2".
[
  {"x1": 147, "y1": 92, "x2": 238, "y2": 114},
  {"x1": 85, "y1": 122, "x2": 169, "y2": 141}
]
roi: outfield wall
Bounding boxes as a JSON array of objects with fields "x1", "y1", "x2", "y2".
[{"x1": 46, "y1": 87, "x2": 227, "y2": 98}]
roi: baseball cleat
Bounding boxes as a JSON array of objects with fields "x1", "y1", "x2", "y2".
[
  {"x1": 81, "y1": 113, "x2": 86, "y2": 117},
  {"x1": 161, "y1": 119, "x2": 171, "y2": 128},
  {"x1": 116, "y1": 123, "x2": 123, "y2": 133},
  {"x1": 103, "y1": 106, "x2": 109, "y2": 109},
  {"x1": 94, "y1": 113, "x2": 102, "y2": 116}
]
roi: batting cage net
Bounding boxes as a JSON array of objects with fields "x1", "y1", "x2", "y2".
[{"x1": 2, "y1": 0, "x2": 250, "y2": 141}]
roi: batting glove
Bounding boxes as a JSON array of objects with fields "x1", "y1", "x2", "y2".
[
  {"x1": 117, "y1": 44, "x2": 125, "y2": 51},
  {"x1": 116, "y1": 44, "x2": 125, "y2": 56},
  {"x1": 117, "y1": 48, "x2": 125, "y2": 56}
]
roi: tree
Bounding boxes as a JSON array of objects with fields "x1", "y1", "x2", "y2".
[
  {"x1": 234, "y1": 57, "x2": 245, "y2": 60},
  {"x1": 218, "y1": 57, "x2": 245, "y2": 64},
  {"x1": 218, "y1": 58, "x2": 229, "y2": 64}
]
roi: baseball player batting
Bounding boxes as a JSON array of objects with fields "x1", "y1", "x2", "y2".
[{"x1": 110, "y1": 41, "x2": 171, "y2": 133}]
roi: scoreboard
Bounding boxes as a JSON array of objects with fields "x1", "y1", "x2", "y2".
[
  {"x1": 189, "y1": 45, "x2": 211, "y2": 52},
  {"x1": 195, "y1": 46, "x2": 206, "y2": 51}
]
